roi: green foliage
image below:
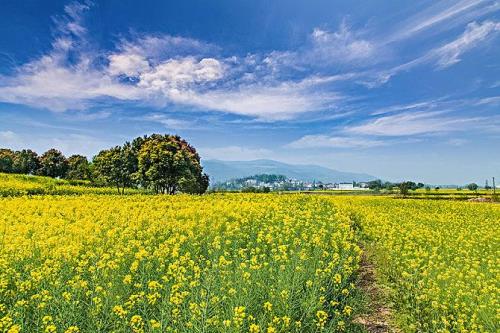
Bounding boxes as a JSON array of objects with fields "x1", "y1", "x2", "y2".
[
  {"x1": 38, "y1": 149, "x2": 68, "y2": 178},
  {"x1": 93, "y1": 146, "x2": 135, "y2": 194},
  {"x1": 1, "y1": 133, "x2": 209, "y2": 195},
  {"x1": 12, "y1": 149, "x2": 40, "y2": 174},
  {"x1": 466, "y1": 183, "x2": 478, "y2": 191},
  {"x1": 137, "y1": 134, "x2": 206, "y2": 194},
  {"x1": 66, "y1": 155, "x2": 91, "y2": 180},
  {"x1": 242, "y1": 174, "x2": 287, "y2": 183},
  {"x1": 241, "y1": 186, "x2": 271, "y2": 193},
  {"x1": 0, "y1": 148, "x2": 15, "y2": 173},
  {"x1": 398, "y1": 181, "x2": 418, "y2": 196}
]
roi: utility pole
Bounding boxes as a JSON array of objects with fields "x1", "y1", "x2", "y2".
[{"x1": 493, "y1": 177, "x2": 496, "y2": 195}]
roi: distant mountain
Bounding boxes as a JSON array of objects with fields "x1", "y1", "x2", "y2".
[{"x1": 202, "y1": 159, "x2": 376, "y2": 184}]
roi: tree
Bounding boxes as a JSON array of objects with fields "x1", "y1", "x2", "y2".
[
  {"x1": 66, "y1": 155, "x2": 91, "y2": 180},
  {"x1": 38, "y1": 149, "x2": 68, "y2": 178},
  {"x1": 137, "y1": 134, "x2": 207, "y2": 194},
  {"x1": 467, "y1": 183, "x2": 478, "y2": 192},
  {"x1": 93, "y1": 146, "x2": 134, "y2": 194},
  {"x1": 398, "y1": 181, "x2": 416, "y2": 196},
  {"x1": 367, "y1": 179, "x2": 383, "y2": 190},
  {"x1": 13, "y1": 149, "x2": 40, "y2": 174},
  {"x1": 0, "y1": 148, "x2": 15, "y2": 173}
]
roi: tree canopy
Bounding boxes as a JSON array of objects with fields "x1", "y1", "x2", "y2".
[
  {"x1": 0, "y1": 134, "x2": 209, "y2": 195},
  {"x1": 38, "y1": 149, "x2": 69, "y2": 178},
  {"x1": 136, "y1": 134, "x2": 207, "y2": 194}
]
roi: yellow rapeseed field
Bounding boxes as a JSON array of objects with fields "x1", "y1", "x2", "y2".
[
  {"x1": 0, "y1": 194, "x2": 361, "y2": 333},
  {"x1": 332, "y1": 197, "x2": 500, "y2": 333},
  {"x1": 0, "y1": 179, "x2": 498, "y2": 333},
  {"x1": 0, "y1": 173, "x2": 141, "y2": 197}
]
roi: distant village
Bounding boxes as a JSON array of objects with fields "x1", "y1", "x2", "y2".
[{"x1": 211, "y1": 174, "x2": 370, "y2": 191}]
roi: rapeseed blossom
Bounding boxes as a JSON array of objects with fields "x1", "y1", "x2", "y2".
[{"x1": 0, "y1": 194, "x2": 361, "y2": 332}]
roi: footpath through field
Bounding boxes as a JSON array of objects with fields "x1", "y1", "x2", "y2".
[{"x1": 331, "y1": 196, "x2": 499, "y2": 333}]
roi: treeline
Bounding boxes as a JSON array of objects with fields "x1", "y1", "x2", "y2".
[
  {"x1": 239, "y1": 174, "x2": 287, "y2": 183},
  {"x1": 367, "y1": 179, "x2": 425, "y2": 195},
  {"x1": 0, "y1": 134, "x2": 209, "y2": 194}
]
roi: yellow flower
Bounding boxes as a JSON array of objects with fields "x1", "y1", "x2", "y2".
[
  {"x1": 64, "y1": 326, "x2": 79, "y2": 333},
  {"x1": 249, "y1": 323, "x2": 260, "y2": 333},
  {"x1": 263, "y1": 301, "x2": 273, "y2": 311},
  {"x1": 7, "y1": 325, "x2": 21, "y2": 333}
]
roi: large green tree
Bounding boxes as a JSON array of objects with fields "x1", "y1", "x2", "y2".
[
  {"x1": 467, "y1": 183, "x2": 479, "y2": 192},
  {"x1": 38, "y1": 149, "x2": 68, "y2": 178},
  {"x1": 66, "y1": 155, "x2": 91, "y2": 180},
  {"x1": 0, "y1": 148, "x2": 15, "y2": 173},
  {"x1": 13, "y1": 149, "x2": 40, "y2": 174},
  {"x1": 93, "y1": 146, "x2": 135, "y2": 194},
  {"x1": 136, "y1": 134, "x2": 208, "y2": 194}
]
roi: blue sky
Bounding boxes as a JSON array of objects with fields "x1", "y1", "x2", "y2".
[{"x1": 0, "y1": 0, "x2": 499, "y2": 184}]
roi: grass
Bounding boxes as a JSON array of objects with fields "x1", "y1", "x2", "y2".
[{"x1": 0, "y1": 173, "x2": 143, "y2": 196}]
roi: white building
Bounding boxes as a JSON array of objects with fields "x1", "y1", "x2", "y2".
[{"x1": 338, "y1": 182, "x2": 354, "y2": 190}]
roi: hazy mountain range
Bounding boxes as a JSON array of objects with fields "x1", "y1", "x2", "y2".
[{"x1": 202, "y1": 159, "x2": 376, "y2": 184}]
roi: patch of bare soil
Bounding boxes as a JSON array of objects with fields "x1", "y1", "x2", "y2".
[
  {"x1": 467, "y1": 197, "x2": 491, "y2": 202},
  {"x1": 353, "y1": 252, "x2": 400, "y2": 333}
]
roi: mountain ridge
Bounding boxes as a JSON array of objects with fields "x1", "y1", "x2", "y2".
[{"x1": 202, "y1": 159, "x2": 376, "y2": 184}]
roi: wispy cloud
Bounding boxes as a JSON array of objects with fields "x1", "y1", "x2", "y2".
[
  {"x1": 0, "y1": 130, "x2": 17, "y2": 142},
  {"x1": 387, "y1": 0, "x2": 499, "y2": 42},
  {"x1": 287, "y1": 135, "x2": 386, "y2": 149},
  {"x1": 199, "y1": 146, "x2": 274, "y2": 161},
  {"x1": 363, "y1": 20, "x2": 500, "y2": 86},
  {"x1": 0, "y1": 0, "x2": 498, "y2": 123},
  {"x1": 371, "y1": 100, "x2": 441, "y2": 116},
  {"x1": 0, "y1": 2, "x2": 351, "y2": 120},
  {"x1": 140, "y1": 113, "x2": 195, "y2": 129},
  {"x1": 345, "y1": 110, "x2": 484, "y2": 136},
  {"x1": 264, "y1": 22, "x2": 378, "y2": 71},
  {"x1": 476, "y1": 96, "x2": 500, "y2": 105},
  {"x1": 433, "y1": 20, "x2": 500, "y2": 68}
]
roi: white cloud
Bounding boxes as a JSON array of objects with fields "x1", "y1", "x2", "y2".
[
  {"x1": 0, "y1": 3, "x2": 346, "y2": 120},
  {"x1": 140, "y1": 114, "x2": 194, "y2": 129},
  {"x1": 116, "y1": 34, "x2": 217, "y2": 60},
  {"x1": 433, "y1": 20, "x2": 500, "y2": 68},
  {"x1": 0, "y1": 56, "x2": 144, "y2": 111},
  {"x1": 476, "y1": 96, "x2": 500, "y2": 105},
  {"x1": 0, "y1": 130, "x2": 17, "y2": 142},
  {"x1": 199, "y1": 146, "x2": 274, "y2": 161},
  {"x1": 310, "y1": 25, "x2": 375, "y2": 62},
  {"x1": 108, "y1": 54, "x2": 150, "y2": 77},
  {"x1": 371, "y1": 100, "x2": 439, "y2": 115},
  {"x1": 1, "y1": 0, "x2": 497, "y2": 122},
  {"x1": 138, "y1": 57, "x2": 224, "y2": 89},
  {"x1": 387, "y1": 0, "x2": 498, "y2": 42},
  {"x1": 346, "y1": 111, "x2": 483, "y2": 136},
  {"x1": 178, "y1": 80, "x2": 340, "y2": 120},
  {"x1": 363, "y1": 20, "x2": 500, "y2": 86},
  {"x1": 287, "y1": 135, "x2": 386, "y2": 148},
  {"x1": 264, "y1": 23, "x2": 377, "y2": 71}
]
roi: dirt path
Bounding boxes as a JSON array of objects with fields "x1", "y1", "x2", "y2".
[{"x1": 354, "y1": 251, "x2": 400, "y2": 333}]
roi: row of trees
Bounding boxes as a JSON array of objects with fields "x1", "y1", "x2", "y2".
[
  {"x1": 368, "y1": 179, "x2": 486, "y2": 195},
  {"x1": 367, "y1": 179, "x2": 425, "y2": 196},
  {"x1": 0, "y1": 148, "x2": 90, "y2": 180},
  {"x1": 367, "y1": 180, "x2": 425, "y2": 190},
  {"x1": 0, "y1": 134, "x2": 209, "y2": 194}
]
